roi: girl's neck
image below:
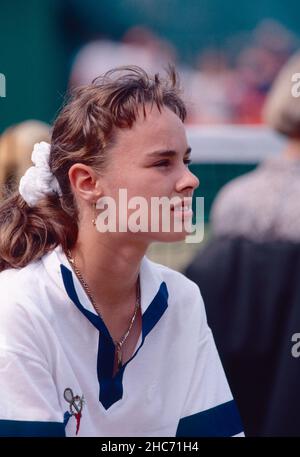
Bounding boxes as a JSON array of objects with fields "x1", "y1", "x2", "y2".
[{"x1": 69, "y1": 231, "x2": 147, "y2": 312}]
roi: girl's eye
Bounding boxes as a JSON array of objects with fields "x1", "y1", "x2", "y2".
[
  {"x1": 153, "y1": 158, "x2": 192, "y2": 168},
  {"x1": 154, "y1": 160, "x2": 171, "y2": 167}
]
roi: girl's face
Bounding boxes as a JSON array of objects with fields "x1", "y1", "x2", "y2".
[{"x1": 96, "y1": 104, "x2": 199, "y2": 243}]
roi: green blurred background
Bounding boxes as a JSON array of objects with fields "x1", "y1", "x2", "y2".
[{"x1": 1, "y1": 0, "x2": 300, "y2": 133}]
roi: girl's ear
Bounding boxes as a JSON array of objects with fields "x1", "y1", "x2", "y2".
[{"x1": 68, "y1": 163, "x2": 102, "y2": 203}]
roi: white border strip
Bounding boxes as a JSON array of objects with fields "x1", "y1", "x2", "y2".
[{"x1": 187, "y1": 124, "x2": 286, "y2": 163}]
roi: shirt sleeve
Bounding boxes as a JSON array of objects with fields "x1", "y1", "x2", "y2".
[
  {"x1": 0, "y1": 284, "x2": 65, "y2": 437},
  {"x1": 176, "y1": 283, "x2": 244, "y2": 437}
]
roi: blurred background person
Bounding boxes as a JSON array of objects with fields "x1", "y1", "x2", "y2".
[
  {"x1": 69, "y1": 26, "x2": 179, "y2": 88},
  {"x1": 68, "y1": 25, "x2": 197, "y2": 121},
  {"x1": 0, "y1": 120, "x2": 50, "y2": 197},
  {"x1": 185, "y1": 52, "x2": 300, "y2": 436},
  {"x1": 188, "y1": 48, "x2": 236, "y2": 124},
  {"x1": 227, "y1": 20, "x2": 295, "y2": 124},
  {"x1": 212, "y1": 51, "x2": 300, "y2": 242}
]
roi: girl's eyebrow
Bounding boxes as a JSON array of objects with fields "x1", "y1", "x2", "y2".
[{"x1": 147, "y1": 147, "x2": 192, "y2": 158}]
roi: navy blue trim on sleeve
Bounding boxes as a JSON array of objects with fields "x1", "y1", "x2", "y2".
[
  {"x1": 0, "y1": 420, "x2": 65, "y2": 437},
  {"x1": 176, "y1": 400, "x2": 244, "y2": 437}
]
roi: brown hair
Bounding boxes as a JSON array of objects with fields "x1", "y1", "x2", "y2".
[{"x1": 0, "y1": 65, "x2": 186, "y2": 271}]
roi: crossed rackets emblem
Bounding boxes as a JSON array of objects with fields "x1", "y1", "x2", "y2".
[{"x1": 64, "y1": 387, "x2": 85, "y2": 435}]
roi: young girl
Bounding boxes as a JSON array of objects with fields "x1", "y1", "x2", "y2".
[{"x1": 0, "y1": 66, "x2": 243, "y2": 437}]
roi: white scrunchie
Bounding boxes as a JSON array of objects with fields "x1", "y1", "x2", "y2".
[{"x1": 19, "y1": 141, "x2": 62, "y2": 207}]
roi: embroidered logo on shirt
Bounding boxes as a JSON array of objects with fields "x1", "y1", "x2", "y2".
[{"x1": 63, "y1": 387, "x2": 85, "y2": 435}]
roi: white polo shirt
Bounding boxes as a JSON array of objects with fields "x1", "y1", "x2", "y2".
[{"x1": 0, "y1": 245, "x2": 243, "y2": 437}]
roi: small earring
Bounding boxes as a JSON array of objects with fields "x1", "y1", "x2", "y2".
[{"x1": 92, "y1": 202, "x2": 97, "y2": 226}]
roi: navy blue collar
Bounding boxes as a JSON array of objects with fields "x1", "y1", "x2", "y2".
[{"x1": 59, "y1": 257, "x2": 169, "y2": 409}]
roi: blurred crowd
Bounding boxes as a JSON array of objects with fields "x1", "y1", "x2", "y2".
[{"x1": 69, "y1": 19, "x2": 298, "y2": 125}]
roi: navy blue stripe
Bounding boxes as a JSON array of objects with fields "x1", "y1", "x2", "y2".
[
  {"x1": 98, "y1": 282, "x2": 169, "y2": 410},
  {"x1": 61, "y1": 264, "x2": 169, "y2": 410},
  {"x1": 0, "y1": 420, "x2": 65, "y2": 437},
  {"x1": 60, "y1": 265, "x2": 110, "y2": 338},
  {"x1": 142, "y1": 281, "x2": 169, "y2": 338},
  {"x1": 176, "y1": 400, "x2": 244, "y2": 437}
]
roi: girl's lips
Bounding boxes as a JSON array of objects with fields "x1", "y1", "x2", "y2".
[
  {"x1": 170, "y1": 197, "x2": 193, "y2": 218},
  {"x1": 171, "y1": 206, "x2": 193, "y2": 218}
]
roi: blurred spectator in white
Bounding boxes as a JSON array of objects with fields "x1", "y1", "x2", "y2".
[
  {"x1": 0, "y1": 120, "x2": 50, "y2": 196},
  {"x1": 188, "y1": 48, "x2": 236, "y2": 124},
  {"x1": 69, "y1": 26, "x2": 197, "y2": 121},
  {"x1": 69, "y1": 26, "x2": 184, "y2": 88}
]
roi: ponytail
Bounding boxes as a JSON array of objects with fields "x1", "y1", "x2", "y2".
[{"x1": 0, "y1": 192, "x2": 77, "y2": 272}]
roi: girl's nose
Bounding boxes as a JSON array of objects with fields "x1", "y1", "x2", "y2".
[{"x1": 176, "y1": 167, "x2": 200, "y2": 192}]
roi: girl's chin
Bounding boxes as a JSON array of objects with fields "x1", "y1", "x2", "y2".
[{"x1": 152, "y1": 231, "x2": 189, "y2": 243}]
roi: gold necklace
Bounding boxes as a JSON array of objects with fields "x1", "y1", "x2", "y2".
[{"x1": 66, "y1": 249, "x2": 140, "y2": 370}]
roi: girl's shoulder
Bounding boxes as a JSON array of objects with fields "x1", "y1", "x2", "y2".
[
  {"x1": 0, "y1": 259, "x2": 42, "y2": 290},
  {"x1": 144, "y1": 257, "x2": 207, "y2": 336},
  {"x1": 144, "y1": 256, "x2": 204, "y2": 307},
  {"x1": 0, "y1": 259, "x2": 45, "y2": 318},
  {"x1": 146, "y1": 256, "x2": 199, "y2": 286}
]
